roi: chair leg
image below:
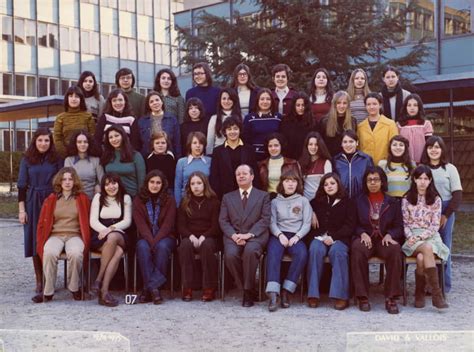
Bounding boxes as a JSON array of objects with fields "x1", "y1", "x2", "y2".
[
  {"x1": 379, "y1": 263, "x2": 384, "y2": 285},
  {"x1": 170, "y1": 253, "x2": 174, "y2": 299},
  {"x1": 88, "y1": 253, "x2": 92, "y2": 294},
  {"x1": 402, "y1": 257, "x2": 407, "y2": 306},
  {"x1": 217, "y1": 251, "x2": 222, "y2": 299},
  {"x1": 123, "y1": 253, "x2": 129, "y2": 294},
  {"x1": 258, "y1": 254, "x2": 264, "y2": 302},
  {"x1": 64, "y1": 260, "x2": 68, "y2": 289},
  {"x1": 221, "y1": 255, "x2": 225, "y2": 302},
  {"x1": 134, "y1": 252, "x2": 137, "y2": 294}
]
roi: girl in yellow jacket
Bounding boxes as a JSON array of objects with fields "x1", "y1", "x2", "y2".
[{"x1": 357, "y1": 92, "x2": 398, "y2": 165}]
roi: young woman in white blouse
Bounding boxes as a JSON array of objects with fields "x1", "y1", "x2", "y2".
[{"x1": 89, "y1": 173, "x2": 132, "y2": 307}]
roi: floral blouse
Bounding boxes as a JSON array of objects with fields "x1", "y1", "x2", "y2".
[{"x1": 402, "y1": 195, "x2": 441, "y2": 240}]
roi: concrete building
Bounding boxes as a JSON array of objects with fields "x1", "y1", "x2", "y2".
[{"x1": 0, "y1": 0, "x2": 184, "y2": 151}]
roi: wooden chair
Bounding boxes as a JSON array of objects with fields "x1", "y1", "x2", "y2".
[
  {"x1": 221, "y1": 253, "x2": 265, "y2": 302},
  {"x1": 262, "y1": 254, "x2": 305, "y2": 303},
  {"x1": 179, "y1": 251, "x2": 223, "y2": 299},
  {"x1": 133, "y1": 252, "x2": 175, "y2": 298},
  {"x1": 402, "y1": 255, "x2": 446, "y2": 306},
  {"x1": 42, "y1": 251, "x2": 85, "y2": 300},
  {"x1": 88, "y1": 250, "x2": 129, "y2": 293}
]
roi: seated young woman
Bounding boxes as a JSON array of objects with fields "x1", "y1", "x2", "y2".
[
  {"x1": 266, "y1": 171, "x2": 310, "y2": 312},
  {"x1": 351, "y1": 166, "x2": 403, "y2": 314},
  {"x1": 401, "y1": 165, "x2": 449, "y2": 309},
  {"x1": 133, "y1": 170, "x2": 177, "y2": 304},
  {"x1": 89, "y1": 173, "x2": 132, "y2": 307},
  {"x1": 306, "y1": 173, "x2": 355, "y2": 310},
  {"x1": 33, "y1": 167, "x2": 90, "y2": 303},
  {"x1": 177, "y1": 172, "x2": 221, "y2": 302}
]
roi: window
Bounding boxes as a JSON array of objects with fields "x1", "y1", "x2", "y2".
[
  {"x1": 26, "y1": 19, "x2": 35, "y2": 45},
  {"x1": 16, "y1": 130, "x2": 26, "y2": 151},
  {"x1": 38, "y1": 22, "x2": 58, "y2": 48},
  {"x1": 14, "y1": 18, "x2": 24, "y2": 43},
  {"x1": 61, "y1": 79, "x2": 70, "y2": 94},
  {"x1": 38, "y1": 22, "x2": 47, "y2": 46},
  {"x1": 90, "y1": 31, "x2": 99, "y2": 55},
  {"x1": 49, "y1": 78, "x2": 58, "y2": 95},
  {"x1": 81, "y1": 30, "x2": 89, "y2": 53},
  {"x1": 1, "y1": 15, "x2": 12, "y2": 41},
  {"x1": 26, "y1": 76, "x2": 36, "y2": 96},
  {"x1": 39, "y1": 77, "x2": 48, "y2": 96},
  {"x1": 1, "y1": 73, "x2": 13, "y2": 95},
  {"x1": 15, "y1": 74, "x2": 24, "y2": 95},
  {"x1": 39, "y1": 77, "x2": 59, "y2": 96},
  {"x1": 60, "y1": 26, "x2": 69, "y2": 50},
  {"x1": 3, "y1": 130, "x2": 11, "y2": 152},
  {"x1": 444, "y1": 1, "x2": 472, "y2": 36}
]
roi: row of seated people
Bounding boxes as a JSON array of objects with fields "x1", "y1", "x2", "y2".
[{"x1": 30, "y1": 163, "x2": 449, "y2": 315}]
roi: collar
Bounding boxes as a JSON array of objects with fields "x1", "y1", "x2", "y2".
[
  {"x1": 147, "y1": 150, "x2": 175, "y2": 159},
  {"x1": 239, "y1": 186, "x2": 253, "y2": 198},
  {"x1": 275, "y1": 87, "x2": 289, "y2": 95},
  {"x1": 73, "y1": 155, "x2": 90, "y2": 164},
  {"x1": 187, "y1": 155, "x2": 208, "y2": 164},
  {"x1": 225, "y1": 139, "x2": 244, "y2": 148}
]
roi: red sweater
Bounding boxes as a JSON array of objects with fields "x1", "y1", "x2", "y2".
[
  {"x1": 132, "y1": 195, "x2": 176, "y2": 245},
  {"x1": 36, "y1": 192, "x2": 91, "y2": 260}
]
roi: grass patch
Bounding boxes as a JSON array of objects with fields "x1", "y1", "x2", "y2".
[
  {"x1": 452, "y1": 212, "x2": 474, "y2": 255},
  {"x1": 0, "y1": 196, "x2": 17, "y2": 219}
]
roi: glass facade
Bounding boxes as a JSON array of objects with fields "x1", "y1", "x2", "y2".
[{"x1": 0, "y1": 0, "x2": 183, "y2": 101}]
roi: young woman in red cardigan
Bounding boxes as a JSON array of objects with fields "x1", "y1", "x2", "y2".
[
  {"x1": 133, "y1": 170, "x2": 177, "y2": 304},
  {"x1": 33, "y1": 167, "x2": 91, "y2": 303}
]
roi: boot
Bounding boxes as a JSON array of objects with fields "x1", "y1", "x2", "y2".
[
  {"x1": 414, "y1": 270, "x2": 426, "y2": 308},
  {"x1": 425, "y1": 267, "x2": 448, "y2": 309},
  {"x1": 33, "y1": 255, "x2": 43, "y2": 294}
]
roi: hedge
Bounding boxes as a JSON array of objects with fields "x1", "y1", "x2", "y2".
[{"x1": 0, "y1": 152, "x2": 23, "y2": 183}]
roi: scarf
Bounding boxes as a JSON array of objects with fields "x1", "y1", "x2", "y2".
[
  {"x1": 381, "y1": 82, "x2": 403, "y2": 121},
  {"x1": 146, "y1": 200, "x2": 160, "y2": 237}
]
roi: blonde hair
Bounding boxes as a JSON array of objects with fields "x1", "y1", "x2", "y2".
[
  {"x1": 52, "y1": 167, "x2": 83, "y2": 196},
  {"x1": 346, "y1": 68, "x2": 371, "y2": 100},
  {"x1": 325, "y1": 91, "x2": 354, "y2": 138}
]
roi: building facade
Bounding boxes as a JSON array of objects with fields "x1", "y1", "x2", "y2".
[{"x1": 0, "y1": 0, "x2": 184, "y2": 151}]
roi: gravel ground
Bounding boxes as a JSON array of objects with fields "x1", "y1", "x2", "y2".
[{"x1": 0, "y1": 221, "x2": 473, "y2": 352}]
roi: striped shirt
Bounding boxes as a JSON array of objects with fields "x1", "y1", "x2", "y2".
[{"x1": 378, "y1": 160, "x2": 412, "y2": 198}]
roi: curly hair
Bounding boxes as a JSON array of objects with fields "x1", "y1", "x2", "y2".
[
  {"x1": 66, "y1": 129, "x2": 101, "y2": 157},
  {"x1": 154, "y1": 68, "x2": 181, "y2": 97},
  {"x1": 138, "y1": 170, "x2": 169, "y2": 205},
  {"x1": 52, "y1": 167, "x2": 83, "y2": 196}
]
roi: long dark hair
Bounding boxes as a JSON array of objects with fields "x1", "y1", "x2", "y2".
[
  {"x1": 192, "y1": 62, "x2": 213, "y2": 86},
  {"x1": 309, "y1": 68, "x2": 333, "y2": 104},
  {"x1": 64, "y1": 85, "x2": 87, "y2": 112},
  {"x1": 99, "y1": 172, "x2": 126, "y2": 208},
  {"x1": 215, "y1": 88, "x2": 242, "y2": 138},
  {"x1": 24, "y1": 127, "x2": 60, "y2": 164},
  {"x1": 420, "y1": 135, "x2": 449, "y2": 168},
  {"x1": 230, "y1": 63, "x2": 257, "y2": 90},
  {"x1": 78, "y1": 71, "x2": 100, "y2": 99},
  {"x1": 66, "y1": 129, "x2": 101, "y2": 157},
  {"x1": 405, "y1": 165, "x2": 439, "y2": 206},
  {"x1": 286, "y1": 92, "x2": 314, "y2": 129},
  {"x1": 315, "y1": 172, "x2": 346, "y2": 200},
  {"x1": 398, "y1": 93, "x2": 426, "y2": 126},
  {"x1": 154, "y1": 68, "x2": 181, "y2": 97},
  {"x1": 103, "y1": 88, "x2": 134, "y2": 117},
  {"x1": 184, "y1": 98, "x2": 206, "y2": 122},
  {"x1": 385, "y1": 135, "x2": 413, "y2": 178},
  {"x1": 264, "y1": 132, "x2": 286, "y2": 157},
  {"x1": 299, "y1": 132, "x2": 331, "y2": 176},
  {"x1": 144, "y1": 91, "x2": 165, "y2": 114},
  {"x1": 253, "y1": 88, "x2": 276, "y2": 114},
  {"x1": 101, "y1": 124, "x2": 134, "y2": 165},
  {"x1": 138, "y1": 170, "x2": 169, "y2": 205},
  {"x1": 180, "y1": 171, "x2": 217, "y2": 217}
]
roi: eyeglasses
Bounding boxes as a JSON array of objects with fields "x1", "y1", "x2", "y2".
[
  {"x1": 119, "y1": 75, "x2": 133, "y2": 81},
  {"x1": 367, "y1": 177, "x2": 381, "y2": 183},
  {"x1": 193, "y1": 72, "x2": 206, "y2": 76},
  {"x1": 238, "y1": 73, "x2": 248, "y2": 77}
]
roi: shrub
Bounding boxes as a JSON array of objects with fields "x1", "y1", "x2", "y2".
[{"x1": 0, "y1": 152, "x2": 22, "y2": 183}]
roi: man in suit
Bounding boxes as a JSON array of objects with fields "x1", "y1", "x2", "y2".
[
  {"x1": 219, "y1": 164, "x2": 271, "y2": 307},
  {"x1": 210, "y1": 116, "x2": 260, "y2": 199}
]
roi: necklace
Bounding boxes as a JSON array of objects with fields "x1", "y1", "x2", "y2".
[{"x1": 193, "y1": 198, "x2": 205, "y2": 209}]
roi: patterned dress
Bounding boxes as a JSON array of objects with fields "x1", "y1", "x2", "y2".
[{"x1": 401, "y1": 195, "x2": 449, "y2": 260}]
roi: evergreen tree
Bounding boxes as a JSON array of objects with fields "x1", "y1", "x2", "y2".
[{"x1": 176, "y1": 0, "x2": 430, "y2": 91}]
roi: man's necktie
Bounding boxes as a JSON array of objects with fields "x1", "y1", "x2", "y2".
[{"x1": 242, "y1": 190, "x2": 248, "y2": 209}]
